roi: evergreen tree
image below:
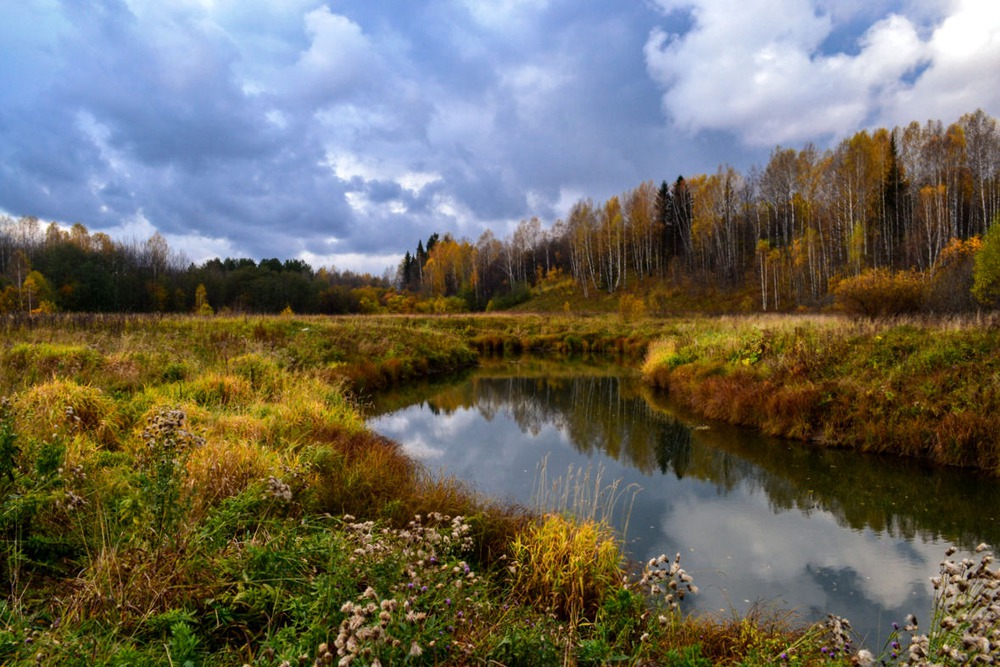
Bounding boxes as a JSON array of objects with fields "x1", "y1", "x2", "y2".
[
  {"x1": 655, "y1": 180, "x2": 673, "y2": 268},
  {"x1": 670, "y1": 176, "x2": 693, "y2": 261},
  {"x1": 883, "y1": 132, "x2": 910, "y2": 269}
]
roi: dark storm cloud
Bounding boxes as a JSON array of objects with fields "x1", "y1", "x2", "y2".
[{"x1": 2, "y1": 0, "x2": 997, "y2": 273}]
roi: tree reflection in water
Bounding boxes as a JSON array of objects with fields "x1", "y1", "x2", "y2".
[{"x1": 368, "y1": 361, "x2": 1000, "y2": 646}]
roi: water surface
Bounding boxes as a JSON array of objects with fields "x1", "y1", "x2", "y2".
[{"x1": 367, "y1": 360, "x2": 1000, "y2": 646}]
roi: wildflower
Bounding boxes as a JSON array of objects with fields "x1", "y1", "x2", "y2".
[
  {"x1": 855, "y1": 649, "x2": 875, "y2": 666},
  {"x1": 267, "y1": 476, "x2": 293, "y2": 501},
  {"x1": 408, "y1": 642, "x2": 423, "y2": 657}
]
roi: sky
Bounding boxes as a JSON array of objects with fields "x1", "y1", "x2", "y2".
[{"x1": 2, "y1": 0, "x2": 1000, "y2": 274}]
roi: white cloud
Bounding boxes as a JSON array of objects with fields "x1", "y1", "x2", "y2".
[
  {"x1": 299, "y1": 250, "x2": 401, "y2": 275},
  {"x1": 666, "y1": 491, "x2": 940, "y2": 615},
  {"x1": 500, "y1": 61, "x2": 572, "y2": 125},
  {"x1": 644, "y1": 0, "x2": 999, "y2": 147},
  {"x1": 279, "y1": 6, "x2": 378, "y2": 105},
  {"x1": 458, "y1": 0, "x2": 549, "y2": 30},
  {"x1": 882, "y1": 0, "x2": 1000, "y2": 124}
]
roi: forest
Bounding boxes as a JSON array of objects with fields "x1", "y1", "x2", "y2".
[{"x1": 3, "y1": 109, "x2": 1000, "y2": 315}]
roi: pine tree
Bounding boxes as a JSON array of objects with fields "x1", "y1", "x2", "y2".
[{"x1": 883, "y1": 132, "x2": 910, "y2": 269}]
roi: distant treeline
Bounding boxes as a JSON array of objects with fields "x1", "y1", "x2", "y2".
[
  {"x1": 395, "y1": 109, "x2": 1000, "y2": 314},
  {"x1": 5, "y1": 109, "x2": 1000, "y2": 314},
  {"x1": 0, "y1": 220, "x2": 389, "y2": 314}
]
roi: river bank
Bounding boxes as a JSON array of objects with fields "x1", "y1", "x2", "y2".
[
  {"x1": 0, "y1": 313, "x2": 993, "y2": 665},
  {"x1": 639, "y1": 313, "x2": 1000, "y2": 476}
]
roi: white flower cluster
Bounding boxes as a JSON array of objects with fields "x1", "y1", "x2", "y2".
[
  {"x1": 329, "y1": 513, "x2": 478, "y2": 665},
  {"x1": 836, "y1": 544, "x2": 1000, "y2": 666},
  {"x1": 638, "y1": 552, "x2": 697, "y2": 614}
]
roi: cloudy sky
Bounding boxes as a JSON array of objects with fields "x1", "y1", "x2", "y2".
[{"x1": 2, "y1": 0, "x2": 999, "y2": 273}]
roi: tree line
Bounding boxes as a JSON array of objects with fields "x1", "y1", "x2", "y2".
[
  {"x1": 395, "y1": 109, "x2": 1000, "y2": 314},
  {"x1": 0, "y1": 218, "x2": 389, "y2": 315},
  {"x1": 4, "y1": 109, "x2": 1000, "y2": 315}
]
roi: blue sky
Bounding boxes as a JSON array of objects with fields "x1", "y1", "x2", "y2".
[{"x1": 2, "y1": 0, "x2": 999, "y2": 274}]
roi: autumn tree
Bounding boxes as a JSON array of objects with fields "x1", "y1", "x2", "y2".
[
  {"x1": 21, "y1": 270, "x2": 55, "y2": 313},
  {"x1": 960, "y1": 109, "x2": 1000, "y2": 237},
  {"x1": 926, "y1": 236, "x2": 981, "y2": 313},
  {"x1": 194, "y1": 283, "x2": 214, "y2": 315},
  {"x1": 566, "y1": 199, "x2": 598, "y2": 297}
]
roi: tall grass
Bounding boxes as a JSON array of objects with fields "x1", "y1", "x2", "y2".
[
  {"x1": 641, "y1": 314, "x2": 1000, "y2": 475},
  {"x1": 1, "y1": 312, "x2": 987, "y2": 664}
]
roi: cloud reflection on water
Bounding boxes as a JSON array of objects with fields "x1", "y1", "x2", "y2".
[{"x1": 367, "y1": 370, "x2": 998, "y2": 646}]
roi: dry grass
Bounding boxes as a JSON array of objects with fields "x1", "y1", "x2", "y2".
[
  {"x1": 13, "y1": 379, "x2": 125, "y2": 449},
  {"x1": 186, "y1": 439, "x2": 278, "y2": 520},
  {"x1": 641, "y1": 314, "x2": 1000, "y2": 475},
  {"x1": 510, "y1": 513, "x2": 623, "y2": 625}
]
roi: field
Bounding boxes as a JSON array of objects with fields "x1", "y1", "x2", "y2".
[{"x1": 0, "y1": 312, "x2": 996, "y2": 665}]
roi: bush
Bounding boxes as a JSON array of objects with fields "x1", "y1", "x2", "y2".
[
  {"x1": 973, "y1": 219, "x2": 1000, "y2": 306},
  {"x1": 832, "y1": 268, "x2": 924, "y2": 318},
  {"x1": 927, "y1": 237, "x2": 980, "y2": 313}
]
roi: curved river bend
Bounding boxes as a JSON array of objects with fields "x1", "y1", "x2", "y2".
[{"x1": 367, "y1": 361, "x2": 1000, "y2": 647}]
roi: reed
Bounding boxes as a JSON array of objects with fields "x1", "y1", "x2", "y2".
[{"x1": 531, "y1": 454, "x2": 640, "y2": 533}]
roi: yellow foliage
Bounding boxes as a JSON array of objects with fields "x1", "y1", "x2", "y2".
[
  {"x1": 832, "y1": 268, "x2": 924, "y2": 318},
  {"x1": 510, "y1": 513, "x2": 623, "y2": 625},
  {"x1": 618, "y1": 293, "x2": 646, "y2": 323}
]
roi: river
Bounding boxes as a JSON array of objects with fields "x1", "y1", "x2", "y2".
[{"x1": 366, "y1": 359, "x2": 1000, "y2": 648}]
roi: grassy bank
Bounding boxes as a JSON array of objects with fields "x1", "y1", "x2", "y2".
[
  {"x1": 0, "y1": 313, "x2": 994, "y2": 665},
  {"x1": 0, "y1": 313, "x2": 841, "y2": 666},
  {"x1": 641, "y1": 313, "x2": 1000, "y2": 476}
]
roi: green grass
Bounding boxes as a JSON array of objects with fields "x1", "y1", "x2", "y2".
[
  {"x1": 0, "y1": 312, "x2": 990, "y2": 665},
  {"x1": 641, "y1": 313, "x2": 1000, "y2": 475}
]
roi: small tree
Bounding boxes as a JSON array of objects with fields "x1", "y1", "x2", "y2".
[
  {"x1": 927, "y1": 237, "x2": 981, "y2": 313},
  {"x1": 21, "y1": 270, "x2": 54, "y2": 313},
  {"x1": 194, "y1": 284, "x2": 214, "y2": 316}
]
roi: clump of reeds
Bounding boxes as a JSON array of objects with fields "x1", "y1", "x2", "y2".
[
  {"x1": 531, "y1": 455, "x2": 640, "y2": 531},
  {"x1": 13, "y1": 379, "x2": 124, "y2": 449},
  {"x1": 509, "y1": 512, "x2": 623, "y2": 625},
  {"x1": 513, "y1": 458, "x2": 695, "y2": 630}
]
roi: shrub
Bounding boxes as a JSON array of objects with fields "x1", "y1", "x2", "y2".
[
  {"x1": 927, "y1": 237, "x2": 981, "y2": 313},
  {"x1": 833, "y1": 268, "x2": 924, "y2": 318},
  {"x1": 973, "y1": 219, "x2": 1000, "y2": 306}
]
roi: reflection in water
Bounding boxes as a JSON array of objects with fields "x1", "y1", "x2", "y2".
[{"x1": 367, "y1": 364, "x2": 1000, "y2": 647}]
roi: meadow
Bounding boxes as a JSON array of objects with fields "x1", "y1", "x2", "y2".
[{"x1": 0, "y1": 312, "x2": 996, "y2": 665}]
